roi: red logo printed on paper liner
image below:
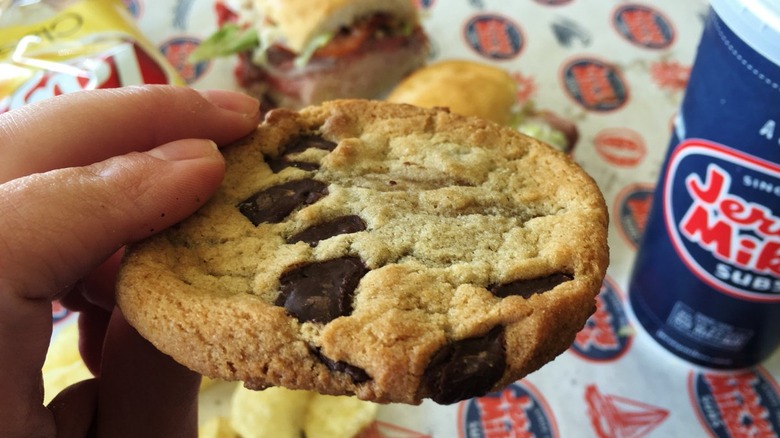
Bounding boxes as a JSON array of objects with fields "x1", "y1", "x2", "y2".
[
  {"x1": 463, "y1": 14, "x2": 524, "y2": 60},
  {"x1": 615, "y1": 183, "x2": 654, "y2": 250},
  {"x1": 689, "y1": 369, "x2": 780, "y2": 438},
  {"x1": 586, "y1": 385, "x2": 669, "y2": 438},
  {"x1": 458, "y1": 381, "x2": 558, "y2": 438},
  {"x1": 613, "y1": 4, "x2": 675, "y2": 50},
  {"x1": 561, "y1": 57, "x2": 629, "y2": 112},
  {"x1": 594, "y1": 128, "x2": 646, "y2": 167},
  {"x1": 571, "y1": 277, "x2": 633, "y2": 362},
  {"x1": 651, "y1": 60, "x2": 691, "y2": 91},
  {"x1": 512, "y1": 71, "x2": 537, "y2": 105}
]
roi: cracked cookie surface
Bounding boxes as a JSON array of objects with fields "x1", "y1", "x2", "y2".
[{"x1": 116, "y1": 100, "x2": 609, "y2": 404}]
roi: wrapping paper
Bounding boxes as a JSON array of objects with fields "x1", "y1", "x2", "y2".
[{"x1": 42, "y1": 0, "x2": 780, "y2": 436}]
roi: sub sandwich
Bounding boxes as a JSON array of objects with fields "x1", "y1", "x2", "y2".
[{"x1": 193, "y1": 0, "x2": 430, "y2": 109}]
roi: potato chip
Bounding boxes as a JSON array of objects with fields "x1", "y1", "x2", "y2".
[
  {"x1": 43, "y1": 323, "x2": 81, "y2": 373},
  {"x1": 230, "y1": 386, "x2": 313, "y2": 438},
  {"x1": 200, "y1": 375, "x2": 220, "y2": 391},
  {"x1": 42, "y1": 323, "x2": 92, "y2": 404},
  {"x1": 304, "y1": 394, "x2": 379, "y2": 438},
  {"x1": 199, "y1": 416, "x2": 239, "y2": 438},
  {"x1": 44, "y1": 323, "x2": 378, "y2": 437}
]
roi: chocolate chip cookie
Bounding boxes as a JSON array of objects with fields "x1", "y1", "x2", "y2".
[{"x1": 116, "y1": 100, "x2": 609, "y2": 404}]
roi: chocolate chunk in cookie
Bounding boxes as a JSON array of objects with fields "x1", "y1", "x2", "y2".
[
  {"x1": 489, "y1": 273, "x2": 574, "y2": 299},
  {"x1": 423, "y1": 326, "x2": 506, "y2": 405},
  {"x1": 311, "y1": 346, "x2": 371, "y2": 384},
  {"x1": 267, "y1": 135, "x2": 338, "y2": 172},
  {"x1": 287, "y1": 215, "x2": 367, "y2": 246},
  {"x1": 276, "y1": 256, "x2": 368, "y2": 323},
  {"x1": 237, "y1": 179, "x2": 328, "y2": 226}
]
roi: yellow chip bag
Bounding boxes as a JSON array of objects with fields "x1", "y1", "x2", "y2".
[{"x1": 0, "y1": 0, "x2": 183, "y2": 113}]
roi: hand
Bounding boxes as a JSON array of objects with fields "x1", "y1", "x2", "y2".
[{"x1": 0, "y1": 85, "x2": 261, "y2": 437}]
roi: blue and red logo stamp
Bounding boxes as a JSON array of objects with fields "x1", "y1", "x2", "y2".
[
  {"x1": 463, "y1": 14, "x2": 524, "y2": 60},
  {"x1": 613, "y1": 4, "x2": 675, "y2": 50},
  {"x1": 159, "y1": 37, "x2": 210, "y2": 84},
  {"x1": 664, "y1": 139, "x2": 780, "y2": 302},
  {"x1": 458, "y1": 381, "x2": 558, "y2": 437},
  {"x1": 615, "y1": 183, "x2": 654, "y2": 250},
  {"x1": 561, "y1": 57, "x2": 629, "y2": 112},
  {"x1": 571, "y1": 276, "x2": 633, "y2": 362},
  {"x1": 689, "y1": 369, "x2": 780, "y2": 437}
]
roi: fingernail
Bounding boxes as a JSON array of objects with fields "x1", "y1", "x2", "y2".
[
  {"x1": 199, "y1": 89, "x2": 260, "y2": 117},
  {"x1": 147, "y1": 139, "x2": 219, "y2": 161}
]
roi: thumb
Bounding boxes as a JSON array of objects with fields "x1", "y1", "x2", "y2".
[
  {"x1": 0, "y1": 138, "x2": 224, "y2": 435},
  {"x1": 0, "y1": 138, "x2": 224, "y2": 299}
]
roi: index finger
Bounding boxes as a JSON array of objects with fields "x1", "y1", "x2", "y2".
[{"x1": 0, "y1": 85, "x2": 260, "y2": 182}]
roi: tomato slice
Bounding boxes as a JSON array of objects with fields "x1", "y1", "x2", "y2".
[
  {"x1": 313, "y1": 26, "x2": 371, "y2": 58},
  {"x1": 312, "y1": 14, "x2": 399, "y2": 58}
]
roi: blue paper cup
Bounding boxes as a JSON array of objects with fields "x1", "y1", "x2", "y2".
[{"x1": 628, "y1": 0, "x2": 780, "y2": 369}]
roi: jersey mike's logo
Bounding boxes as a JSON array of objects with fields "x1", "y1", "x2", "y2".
[
  {"x1": 613, "y1": 4, "x2": 675, "y2": 50},
  {"x1": 690, "y1": 369, "x2": 780, "y2": 437},
  {"x1": 463, "y1": 14, "x2": 524, "y2": 60},
  {"x1": 615, "y1": 183, "x2": 654, "y2": 250},
  {"x1": 664, "y1": 139, "x2": 780, "y2": 302},
  {"x1": 561, "y1": 57, "x2": 629, "y2": 112},
  {"x1": 458, "y1": 381, "x2": 557, "y2": 438},
  {"x1": 571, "y1": 276, "x2": 633, "y2": 362},
  {"x1": 160, "y1": 37, "x2": 209, "y2": 84}
]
